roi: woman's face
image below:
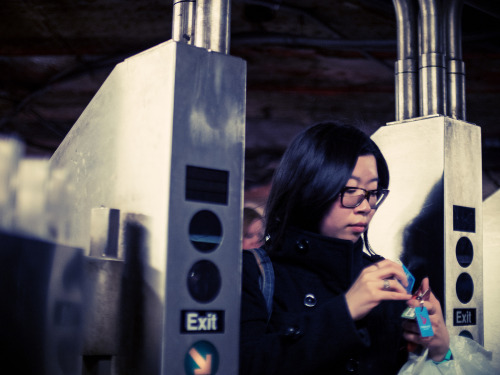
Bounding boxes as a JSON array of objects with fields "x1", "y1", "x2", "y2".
[{"x1": 320, "y1": 155, "x2": 379, "y2": 242}]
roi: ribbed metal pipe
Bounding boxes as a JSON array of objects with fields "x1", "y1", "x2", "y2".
[
  {"x1": 172, "y1": 0, "x2": 196, "y2": 45},
  {"x1": 393, "y1": 0, "x2": 419, "y2": 121},
  {"x1": 446, "y1": 0, "x2": 466, "y2": 120},
  {"x1": 418, "y1": 0, "x2": 447, "y2": 116},
  {"x1": 194, "y1": 0, "x2": 231, "y2": 54}
]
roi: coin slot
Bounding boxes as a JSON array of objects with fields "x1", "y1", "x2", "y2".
[
  {"x1": 456, "y1": 237, "x2": 473, "y2": 268},
  {"x1": 456, "y1": 273, "x2": 474, "y2": 304},
  {"x1": 189, "y1": 210, "x2": 222, "y2": 253},
  {"x1": 187, "y1": 260, "x2": 221, "y2": 303}
]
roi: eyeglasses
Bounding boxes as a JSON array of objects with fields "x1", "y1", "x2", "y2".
[{"x1": 339, "y1": 187, "x2": 389, "y2": 209}]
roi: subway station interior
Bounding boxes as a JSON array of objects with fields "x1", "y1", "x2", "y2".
[{"x1": 1, "y1": 1, "x2": 500, "y2": 374}]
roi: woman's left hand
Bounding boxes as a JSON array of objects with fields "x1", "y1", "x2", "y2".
[{"x1": 402, "y1": 277, "x2": 450, "y2": 361}]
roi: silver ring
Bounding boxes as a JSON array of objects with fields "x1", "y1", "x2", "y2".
[{"x1": 383, "y1": 279, "x2": 391, "y2": 290}]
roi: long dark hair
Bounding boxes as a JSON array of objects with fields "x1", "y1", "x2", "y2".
[{"x1": 264, "y1": 121, "x2": 389, "y2": 252}]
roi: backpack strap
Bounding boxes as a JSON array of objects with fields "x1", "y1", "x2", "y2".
[{"x1": 245, "y1": 248, "x2": 274, "y2": 319}]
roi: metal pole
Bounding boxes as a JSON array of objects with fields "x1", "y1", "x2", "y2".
[
  {"x1": 393, "y1": 0, "x2": 419, "y2": 120},
  {"x1": 172, "y1": 0, "x2": 195, "y2": 45},
  {"x1": 418, "y1": 0, "x2": 447, "y2": 116},
  {"x1": 194, "y1": 0, "x2": 231, "y2": 54},
  {"x1": 446, "y1": 0, "x2": 466, "y2": 120}
]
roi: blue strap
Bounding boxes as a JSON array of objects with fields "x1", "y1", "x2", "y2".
[{"x1": 246, "y1": 248, "x2": 274, "y2": 319}]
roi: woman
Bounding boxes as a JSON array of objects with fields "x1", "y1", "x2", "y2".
[{"x1": 240, "y1": 122, "x2": 450, "y2": 374}]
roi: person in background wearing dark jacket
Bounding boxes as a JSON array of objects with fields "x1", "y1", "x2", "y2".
[{"x1": 240, "y1": 122, "x2": 450, "y2": 374}]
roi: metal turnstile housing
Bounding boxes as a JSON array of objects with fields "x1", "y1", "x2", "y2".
[
  {"x1": 483, "y1": 190, "x2": 500, "y2": 370},
  {"x1": 50, "y1": 40, "x2": 246, "y2": 374},
  {"x1": 369, "y1": 115, "x2": 483, "y2": 344}
]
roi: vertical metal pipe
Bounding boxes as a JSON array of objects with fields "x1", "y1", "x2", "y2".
[
  {"x1": 446, "y1": 0, "x2": 466, "y2": 120},
  {"x1": 194, "y1": 0, "x2": 231, "y2": 54},
  {"x1": 418, "y1": 0, "x2": 446, "y2": 116},
  {"x1": 172, "y1": 0, "x2": 195, "y2": 44},
  {"x1": 393, "y1": 0, "x2": 419, "y2": 121}
]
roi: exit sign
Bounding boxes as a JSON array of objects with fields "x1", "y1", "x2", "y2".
[{"x1": 453, "y1": 308, "x2": 476, "y2": 326}]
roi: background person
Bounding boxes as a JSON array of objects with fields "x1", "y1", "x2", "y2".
[{"x1": 242, "y1": 207, "x2": 265, "y2": 250}]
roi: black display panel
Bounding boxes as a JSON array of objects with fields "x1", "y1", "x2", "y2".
[
  {"x1": 453, "y1": 205, "x2": 475, "y2": 233},
  {"x1": 186, "y1": 165, "x2": 229, "y2": 205}
]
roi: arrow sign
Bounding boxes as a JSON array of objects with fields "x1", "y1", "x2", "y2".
[
  {"x1": 185, "y1": 341, "x2": 219, "y2": 375},
  {"x1": 189, "y1": 348, "x2": 212, "y2": 374}
]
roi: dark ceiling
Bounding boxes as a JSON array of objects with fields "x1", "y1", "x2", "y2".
[{"x1": 1, "y1": 0, "x2": 500, "y2": 204}]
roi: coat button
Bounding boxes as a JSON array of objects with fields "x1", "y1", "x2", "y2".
[
  {"x1": 295, "y1": 239, "x2": 309, "y2": 253},
  {"x1": 284, "y1": 326, "x2": 302, "y2": 337},
  {"x1": 304, "y1": 293, "x2": 317, "y2": 307},
  {"x1": 345, "y1": 358, "x2": 359, "y2": 373}
]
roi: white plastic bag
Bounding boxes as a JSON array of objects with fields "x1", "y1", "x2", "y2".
[{"x1": 398, "y1": 335, "x2": 496, "y2": 375}]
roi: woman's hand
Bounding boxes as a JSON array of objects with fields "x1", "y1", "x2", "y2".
[
  {"x1": 345, "y1": 259, "x2": 412, "y2": 321},
  {"x1": 402, "y1": 277, "x2": 450, "y2": 361}
]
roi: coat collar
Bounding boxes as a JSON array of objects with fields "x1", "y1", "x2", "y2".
[{"x1": 270, "y1": 227, "x2": 366, "y2": 290}]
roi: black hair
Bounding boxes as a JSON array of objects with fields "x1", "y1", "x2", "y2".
[{"x1": 264, "y1": 121, "x2": 389, "y2": 253}]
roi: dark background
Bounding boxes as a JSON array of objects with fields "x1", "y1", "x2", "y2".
[{"x1": 1, "y1": 0, "x2": 499, "y2": 206}]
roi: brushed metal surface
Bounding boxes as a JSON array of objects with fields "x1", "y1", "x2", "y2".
[
  {"x1": 172, "y1": 0, "x2": 195, "y2": 45},
  {"x1": 483, "y1": 190, "x2": 500, "y2": 370},
  {"x1": 370, "y1": 116, "x2": 484, "y2": 345},
  {"x1": 0, "y1": 136, "x2": 23, "y2": 230},
  {"x1": 50, "y1": 40, "x2": 246, "y2": 373},
  {"x1": 194, "y1": 0, "x2": 231, "y2": 53}
]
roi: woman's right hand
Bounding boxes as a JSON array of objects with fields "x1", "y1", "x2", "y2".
[{"x1": 345, "y1": 259, "x2": 412, "y2": 320}]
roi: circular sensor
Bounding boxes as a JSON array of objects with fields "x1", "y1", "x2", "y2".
[
  {"x1": 189, "y1": 210, "x2": 222, "y2": 253},
  {"x1": 184, "y1": 340, "x2": 219, "y2": 375},
  {"x1": 459, "y1": 330, "x2": 474, "y2": 340},
  {"x1": 456, "y1": 237, "x2": 473, "y2": 268},
  {"x1": 456, "y1": 272, "x2": 474, "y2": 304},
  {"x1": 187, "y1": 260, "x2": 221, "y2": 303}
]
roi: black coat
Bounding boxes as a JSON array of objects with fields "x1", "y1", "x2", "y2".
[{"x1": 240, "y1": 227, "x2": 408, "y2": 375}]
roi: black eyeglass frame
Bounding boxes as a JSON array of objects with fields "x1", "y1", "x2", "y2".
[{"x1": 339, "y1": 187, "x2": 390, "y2": 209}]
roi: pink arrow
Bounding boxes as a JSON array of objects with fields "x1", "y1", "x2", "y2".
[{"x1": 189, "y1": 348, "x2": 212, "y2": 375}]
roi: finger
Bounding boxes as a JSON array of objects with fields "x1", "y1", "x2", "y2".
[
  {"x1": 420, "y1": 277, "x2": 430, "y2": 292},
  {"x1": 415, "y1": 277, "x2": 432, "y2": 300},
  {"x1": 425, "y1": 299, "x2": 438, "y2": 315},
  {"x1": 366, "y1": 259, "x2": 393, "y2": 273},
  {"x1": 402, "y1": 323, "x2": 433, "y2": 343},
  {"x1": 370, "y1": 259, "x2": 401, "y2": 271},
  {"x1": 408, "y1": 299, "x2": 439, "y2": 316},
  {"x1": 381, "y1": 278, "x2": 409, "y2": 295},
  {"x1": 403, "y1": 330, "x2": 423, "y2": 345},
  {"x1": 382, "y1": 290, "x2": 412, "y2": 301},
  {"x1": 366, "y1": 263, "x2": 381, "y2": 273},
  {"x1": 371, "y1": 261, "x2": 409, "y2": 287},
  {"x1": 406, "y1": 298, "x2": 422, "y2": 308},
  {"x1": 382, "y1": 278, "x2": 391, "y2": 291},
  {"x1": 427, "y1": 301, "x2": 444, "y2": 319},
  {"x1": 426, "y1": 292, "x2": 443, "y2": 315}
]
